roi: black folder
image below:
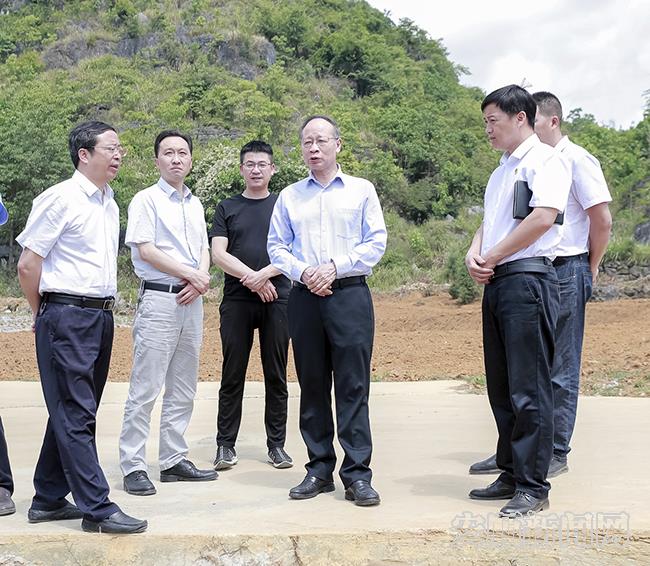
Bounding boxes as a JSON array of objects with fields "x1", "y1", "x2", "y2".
[{"x1": 513, "y1": 180, "x2": 564, "y2": 225}]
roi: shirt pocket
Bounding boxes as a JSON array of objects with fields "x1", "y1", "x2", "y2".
[{"x1": 334, "y1": 207, "x2": 362, "y2": 241}]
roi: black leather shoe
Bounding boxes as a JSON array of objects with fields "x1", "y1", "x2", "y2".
[
  {"x1": 469, "y1": 478, "x2": 516, "y2": 500},
  {"x1": 345, "y1": 480, "x2": 380, "y2": 506},
  {"x1": 160, "y1": 459, "x2": 218, "y2": 482},
  {"x1": 124, "y1": 470, "x2": 156, "y2": 496},
  {"x1": 0, "y1": 487, "x2": 15, "y2": 516},
  {"x1": 499, "y1": 491, "x2": 549, "y2": 517},
  {"x1": 469, "y1": 454, "x2": 499, "y2": 475},
  {"x1": 547, "y1": 456, "x2": 569, "y2": 478},
  {"x1": 289, "y1": 475, "x2": 335, "y2": 500},
  {"x1": 28, "y1": 500, "x2": 83, "y2": 523},
  {"x1": 81, "y1": 510, "x2": 148, "y2": 534}
]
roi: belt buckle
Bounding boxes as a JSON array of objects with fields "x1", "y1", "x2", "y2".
[{"x1": 102, "y1": 298, "x2": 115, "y2": 310}]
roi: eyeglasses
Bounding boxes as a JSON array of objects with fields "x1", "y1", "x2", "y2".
[
  {"x1": 95, "y1": 145, "x2": 128, "y2": 157},
  {"x1": 301, "y1": 137, "x2": 336, "y2": 149},
  {"x1": 242, "y1": 161, "x2": 272, "y2": 171}
]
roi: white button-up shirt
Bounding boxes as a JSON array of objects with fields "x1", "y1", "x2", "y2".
[
  {"x1": 267, "y1": 169, "x2": 387, "y2": 282},
  {"x1": 16, "y1": 170, "x2": 119, "y2": 297},
  {"x1": 481, "y1": 134, "x2": 572, "y2": 264},
  {"x1": 554, "y1": 136, "x2": 612, "y2": 257},
  {"x1": 125, "y1": 178, "x2": 208, "y2": 284}
]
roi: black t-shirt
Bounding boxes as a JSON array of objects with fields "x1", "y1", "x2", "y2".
[{"x1": 210, "y1": 193, "x2": 290, "y2": 302}]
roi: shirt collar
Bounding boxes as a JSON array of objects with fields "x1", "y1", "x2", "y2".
[
  {"x1": 72, "y1": 170, "x2": 114, "y2": 199},
  {"x1": 157, "y1": 177, "x2": 191, "y2": 199},
  {"x1": 307, "y1": 165, "x2": 345, "y2": 189},
  {"x1": 500, "y1": 133, "x2": 539, "y2": 165},
  {"x1": 556, "y1": 135, "x2": 570, "y2": 152}
]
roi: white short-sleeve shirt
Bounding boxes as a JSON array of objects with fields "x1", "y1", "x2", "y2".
[
  {"x1": 16, "y1": 170, "x2": 119, "y2": 297},
  {"x1": 126, "y1": 178, "x2": 208, "y2": 284},
  {"x1": 554, "y1": 136, "x2": 612, "y2": 257},
  {"x1": 481, "y1": 134, "x2": 572, "y2": 264}
]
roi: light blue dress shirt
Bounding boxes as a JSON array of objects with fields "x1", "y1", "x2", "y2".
[{"x1": 267, "y1": 168, "x2": 387, "y2": 282}]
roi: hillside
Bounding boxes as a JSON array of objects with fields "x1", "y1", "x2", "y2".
[{"x1": 0, "y1": 0, "x2": 648, "y2": 295}]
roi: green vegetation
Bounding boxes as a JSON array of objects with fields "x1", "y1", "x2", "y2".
[{"x1": 0, "y1": 0, "x2": 648, "y2": 300}]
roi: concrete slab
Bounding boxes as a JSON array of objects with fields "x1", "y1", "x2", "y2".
[{"x1": 0, "y1": 380, "x2": 648, "y2": 565}]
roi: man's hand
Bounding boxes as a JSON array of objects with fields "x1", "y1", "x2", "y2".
[
  {"x1": 185, "y1": 269, "x2": 210, "y2": 295},
  {"x1": 304, "y1": 262, "x2": 336, "y2": 296},
  {"x1": 465, "y1": 252, "x2": 494, "y2": 285},
  {"x1": 176, "y1": 283, "x2": 202, "y2": 305},
  {"x1": 240, "y1": 270, "x2": 269, "y2": 292},
  {"x1": 256, "y1": 280, "x2": 278, "y2": 303},
  {"x1": 591, "y1": 265, "x2": 599, "y2": 282}
]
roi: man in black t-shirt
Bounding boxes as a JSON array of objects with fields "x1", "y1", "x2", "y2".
[{"x1": 210, "y1": 140, "x2": 292, "y2": 471}]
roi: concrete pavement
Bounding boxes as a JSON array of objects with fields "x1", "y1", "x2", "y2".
[{"x1": 0, "y1": 380, "x2": 648, "y2": 565}]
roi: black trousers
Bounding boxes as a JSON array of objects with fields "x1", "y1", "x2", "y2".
[
  {"x1": 0, "y1": 416, "x2": 13, "y2": 494},
  {"x1": 482, "y1": 270, "x2": 559, "y2": 499},
  {"x1": 288, "y1": 282, "x2": 374, "y2": 487},
  {"x1": 32, "y1": 303, "x2": 119, "y2": 521},
  {"x1": 217, "y1": 299, "x2": 289, "y2": 448}
]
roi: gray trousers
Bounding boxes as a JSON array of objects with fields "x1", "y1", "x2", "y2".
[{"x1": 119, "y1": 290, "x2": 203, "y2": 475}]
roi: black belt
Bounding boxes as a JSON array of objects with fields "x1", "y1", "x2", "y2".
[
  {"x1": 292, "y1": 275, "x2": 366, "y2": 290},
  {"x1": 43, "y1": 292, "x2": 115, "y2": 310},
  {"x1": 492, "y1": 257, "x2": 553, "y2": 280},
  {"x1": 142, "y1": 281, "x2": 186, "y2": 294},
  {"x1": 552, "y1": 252, "x2": 589, "y2": 267}
]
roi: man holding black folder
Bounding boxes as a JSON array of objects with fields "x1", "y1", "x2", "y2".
[
  {"x1": 465, "y1": 85, "x2": 571, "y2": 517},
  {"x1": 469, "y1": 92, "x2": 613, "y2": 479}
]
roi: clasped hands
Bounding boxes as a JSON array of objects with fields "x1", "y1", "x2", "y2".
[
  {"x1": 240, "y1": 270, "x2": 277, "y2": 303},
  {"x1": 301, "y1": 261, "x2": 337, "y2": 297},
  {"x1": 177, "y1": 268, "x2": 210, "y2": 305},
  {"x1": 465, "y1": 252, "x2": 496, "y2": 285}
]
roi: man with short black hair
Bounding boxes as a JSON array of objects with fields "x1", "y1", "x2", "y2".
[
  {"x1": 465, "y1": 85, "x2": 571, "y2": 517},
  {"x1": 268, "y1": 115, "x2": 387, "y2": 506},
  {"x1": 469, "y1": 92, "x2": 613, "y2": 479},
  {"x1": 17, "y1": 120, "x2": 146, "y2": 533},
  {"x1": 210, "y1": 140, "x2": 292, "y2": 471},
  {"x1": 119, "y1": 130, "x2": 217, "y2": 496}
]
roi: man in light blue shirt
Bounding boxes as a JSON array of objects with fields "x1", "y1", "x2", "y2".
[{"x1": 268, "y1": 115, "x2": 387, "y2": 506}]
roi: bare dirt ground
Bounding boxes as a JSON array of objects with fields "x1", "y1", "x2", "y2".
[{"x1": 0, "y1": 292, "x2": 648, "y2": 395}]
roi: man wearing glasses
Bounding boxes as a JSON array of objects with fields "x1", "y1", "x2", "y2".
[
  {"x1": 268, "y1": 116, "x2": 387, "y2": 506},
  {"x1": 119, "y1": 130, "x2": 216, "y2": 497},
  {"x1": 17, "y1": 121, "x2": 147, "y2": 533},
  {"x1": 210, "y1": 140, "x2": 292, "y2": 471}
]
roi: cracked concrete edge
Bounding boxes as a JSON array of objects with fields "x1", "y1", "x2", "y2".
[{"x1": 1, "y1": 530, "x2": 649, "y2": 566}]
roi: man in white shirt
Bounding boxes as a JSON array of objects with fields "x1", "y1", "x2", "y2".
[
  {"x1": 17, "y1": 121, "x2": 147, "y2": 534},
  {"x1": 469, "y1": 92, "x2": 613, "y2": 479},
  {"x1": 465, "y1": 86, "x2": 571, "y2": 517},
  {"x1": 119, "y1": 131, "x2": 216, "y2": 496},
  {"x1": 268, "y1": 115, "x2": 387, "y2": 506}
]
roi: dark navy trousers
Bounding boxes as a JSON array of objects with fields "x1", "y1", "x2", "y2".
[
  {"x1": 217, "y1": 299, "x2": 290, "y2": 449},
  {"x1": 31, "y1": 302, "x2": 119, "y2": 521},
  {"x1": 482, "y1": 270, "x2": 559, "y2": 499},
  {"x1": 0, "y1": 416, "x2": 13, "y2": 494},
  {"x1": 288, "y1": 282, "x2": 374, "y2": 488},
  {"x1": 551, "y1": 253, "x2": 593, "y2": 459}
]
